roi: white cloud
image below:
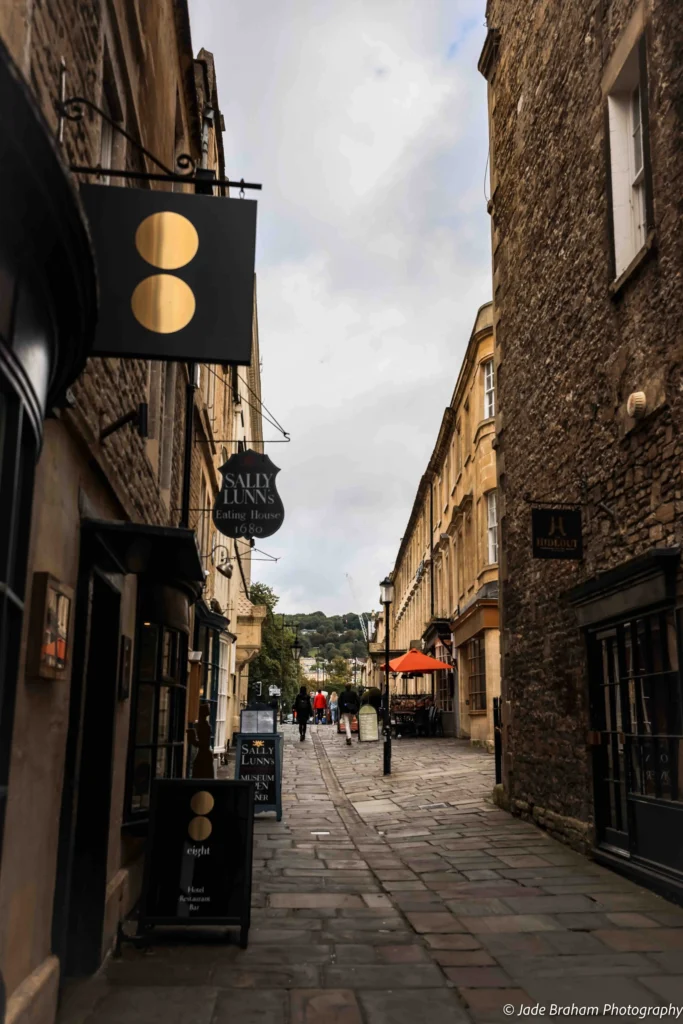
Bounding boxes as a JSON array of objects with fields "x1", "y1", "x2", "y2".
[{"x1": 188, "y1": 0, "x2": 491, "y2": 615}]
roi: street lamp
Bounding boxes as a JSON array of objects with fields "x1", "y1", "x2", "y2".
[
  {"x1": 291, "y1": 627, "x2": 302, "y2": 692},
  {"x1": 380, "y1": 575, "x2": 394, "y2": 776}
]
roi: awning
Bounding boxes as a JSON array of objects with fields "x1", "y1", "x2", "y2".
[
  {"x1": 81, "y1": 518, "x2": 204, "y2": 583},
  {"x1": 195, "y1": 598, "x2": 233, "y2": 635}
]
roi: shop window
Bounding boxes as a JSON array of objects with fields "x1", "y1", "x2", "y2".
[
  {"x1": 468, "y1": 636, "x2": 487, "y2": 711},
  {"x1": 126, "y1": 622, "x2": 186, "y2": 821},
  {"x1": 0, "y1": 392, "x2": 37, "y2": 851},
  {"x1": 487, "y1": 490, "x2": 498, "y2": 564},
  {"x1": 196, "y1": 624, "x2": 220, "y2": 738},
  {"x1": 484, "y1": 359, "x2": 495, "y2": 419},
  {"x1": 606, "y1": 36, "x2": 653, "y2": 278}
]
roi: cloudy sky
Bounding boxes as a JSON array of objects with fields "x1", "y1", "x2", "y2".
[{"x1": 188, "y1": 0, "x2": 491, "y2": 616}]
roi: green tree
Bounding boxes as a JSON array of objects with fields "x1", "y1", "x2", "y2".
[
  {"x1": 328, "y1": 656, "x2": 351, "y2": 689},
  {"x1": 249, "y1": 582, "x2": 299, "y2": 710}
]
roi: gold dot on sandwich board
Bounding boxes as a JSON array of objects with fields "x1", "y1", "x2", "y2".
[
  {"x1": 188, "y1": 816, "x2": 212, "y2": 841},
  {"x1": 131, "y1": 274, "x2": 195, "y2": 333},
  {"x1": 135, "y1": 211, "x2": 199, "y2": 269},
  {"x1": 190, "y1": 791, "x2": 215, "y2": 815}
]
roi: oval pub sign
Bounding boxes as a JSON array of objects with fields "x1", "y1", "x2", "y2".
[{"x1": 213, "y1": 449, "x2": 284, "y2": 540}]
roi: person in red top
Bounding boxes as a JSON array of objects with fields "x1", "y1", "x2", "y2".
[{"x1": 313, "y1": 688, "x2": 327, "y2": 725}]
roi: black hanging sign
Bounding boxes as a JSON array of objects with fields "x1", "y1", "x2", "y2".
[
  {"x1": 531, "y1": 508, "x2": 583, "y2": 560},
  {"x1": 80, "y1": 184, "x2": 257, "y2": 364},
  {"x1": 139, "y1": 779, "x2": 254, "y2": 947},
  {"x1": 213, "y1": 449, "x2": 284, "y2": 539},
  {"x1": 234, "y1": 733, "x2": 282, "y2": 820}
]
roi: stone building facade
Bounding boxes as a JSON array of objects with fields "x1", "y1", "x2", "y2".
[
  {"x1": 480, "y1": 0, "x2": 683, "y2": 898},
  {"x1": 0, "y1": 5, "x2": 264, "y2": 1023},
  {"x1": 378, "y1": 304, "x2": 500, "y2": 747}
]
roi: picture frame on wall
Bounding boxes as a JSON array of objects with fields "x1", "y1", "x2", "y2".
[{"x1": 26, "y1": 573, "x2": 74, "y2": 682}]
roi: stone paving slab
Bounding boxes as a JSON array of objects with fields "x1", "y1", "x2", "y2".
[{"x1": 60, "y1": 727, "x2": 683, "y2": 1024}]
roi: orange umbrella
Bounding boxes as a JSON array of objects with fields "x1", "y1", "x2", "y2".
[{"x1": 380, "y1": 648, "x2": 451, "y2": 673}]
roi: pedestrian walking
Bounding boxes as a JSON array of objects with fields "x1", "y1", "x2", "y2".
[
  {"x1": 293, "y1": 686, "x2": 313, "y2": 741},
  {"x1": 313, "y1": 687, "x2": 327, "y2": 725},
  {"x1": 329, "y1": 690, "x2": 338, "y2": 725},
  {"x1": 187, "y1": 702, "x2": 215, "y2": 779},
  {"x1": 338, "y1": 682, "x2": 360, "y2": 746}
]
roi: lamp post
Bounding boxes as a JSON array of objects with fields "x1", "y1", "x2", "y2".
[
  {"x1": 380, "y1": 576, "x2": 394, "y2": 776},
  {"x1": 291, "y1": 626, "x2": 302, "y2": 692}
]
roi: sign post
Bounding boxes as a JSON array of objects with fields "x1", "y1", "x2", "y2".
[
  {"x1": 234, "y1": 734, "x2": 282, "y2": 821},
  {"x1": 358, "y1": 705, "x2": 379, "y2": 742},
  {"x1": 139, "y1": 779, "x2": 255, "y2": 948}
]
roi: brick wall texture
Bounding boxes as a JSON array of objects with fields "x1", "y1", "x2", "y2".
[{"x1": 485, "y1": 0, "x2": 683, "y2": 839}]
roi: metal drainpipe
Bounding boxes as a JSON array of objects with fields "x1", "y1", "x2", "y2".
[{"x1": 180, "y1": 107, "x2": 214, "y2": 529}]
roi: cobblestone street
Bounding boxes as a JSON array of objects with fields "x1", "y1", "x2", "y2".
[{"x1": 61, "y1": 728, "x2": 683, "y2": 1024}]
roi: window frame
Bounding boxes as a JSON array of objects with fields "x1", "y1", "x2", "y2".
[
  {"x1": 468, "y1": 635, "x2": 487, "y2": 712},
  {"x1": 215, "y1": 637, "x2": 231, "y2": 753},
  {"x1": 487, "y1": 490, "x2": 498, "y2": 565},
  {"x1": 483, "y1": 359, "x2": 495, "y2": 419},
  {"x1": 605, "y1": 33, "x2": 654, "y2": 282},
  {"x1": 124, "y1": 620, "x2": 187, "y2": 825}
]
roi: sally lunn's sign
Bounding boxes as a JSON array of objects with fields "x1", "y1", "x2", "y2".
[{"x1": 213, "y1": 450, "x2": 284, "y2": 540}]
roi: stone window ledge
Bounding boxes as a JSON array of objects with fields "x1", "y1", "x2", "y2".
[
  {"x1": 467, "y1": 709, "x2": 488, "y2": 717},
  {"x1": 610, "y1": 230, "x2": 657, "y2": 299}
]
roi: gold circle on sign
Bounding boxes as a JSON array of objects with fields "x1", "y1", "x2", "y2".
[
  {"x1": 190, "y1": 791, "x2": 215, "y2": 815},
  {"x1": 135, "y1": 211, "x2": 199, "y2": 269},
  {"x1": 131, "y1": 274, "x2": 195, "y2": 333},
  {"x1": 187, "y1": 816, "x2": 212, "y2": 841}
]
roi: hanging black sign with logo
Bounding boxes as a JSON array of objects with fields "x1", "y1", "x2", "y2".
[
  {"x1": 139, "y1": 779, "x2": 255, "y2": 947},
  {"x1": 531, "y1": 507, "x2": 583, "y2": 560},
  {"x1": 213, "y1": 449, "x2": 284, "y2": 539},
  {"x1": 80, "y1": 184, "x2": 257, "y2": 364}
]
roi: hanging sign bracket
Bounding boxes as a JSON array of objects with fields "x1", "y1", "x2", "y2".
[
  {"x1": 56, "y1": 93, "x2": 261, "y2": 193},
  {"x1": 100, "y1": 403, "x2": 148, "y2": 443}
]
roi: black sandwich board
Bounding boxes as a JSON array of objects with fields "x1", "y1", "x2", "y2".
[
  {"x1": 139, "y1": 779, "x2": 254, "y2": 948},
  {"x1": 234, "y1": 733, "x2": 283, "y2": 821}
]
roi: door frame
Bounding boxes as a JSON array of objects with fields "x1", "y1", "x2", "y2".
[
  {"x1": 52, "y1": 534, "x2": 123, "y2": 977},
  {"x1": 586, "y1": 605, "x2": 683, "y2": 896}
]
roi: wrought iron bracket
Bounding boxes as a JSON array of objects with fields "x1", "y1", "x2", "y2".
[
  {"x1": 56, "y1": 90, "x2": 261, "y2": 194},
  {"x1": 195, "y1": 434, "x2": 290, "y2": 445},
  {"x1": 100, "y1": 403, "x2": 148, "y2": 443}
]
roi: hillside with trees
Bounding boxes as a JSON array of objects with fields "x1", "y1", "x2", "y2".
[
  {"x1": 247, "y1": 588, "x2": 373, "y2": 706},
  {"x1": 285, "y1": 611, "x2": 371, "y2": 660}
]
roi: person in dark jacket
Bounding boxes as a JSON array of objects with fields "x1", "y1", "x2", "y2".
[
  {"x1": 293, "y1": 686, "x2": 313, "y2": 741},
  {"x1": 338, "y1": 683, "x2": 360, "y2": 746},
  {"x1": 364, "y1": 687, "x2": 382, "y2": 713}
]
